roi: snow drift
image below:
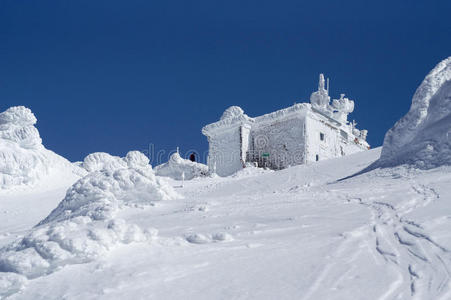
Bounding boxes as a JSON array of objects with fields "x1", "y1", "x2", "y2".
[
  {"x1": 155, "y1": 152, "x2": 208, "y2": 180},
  {"x1": 378, "y1": 57, "x2": 451, "y2": 169},
  {"x1": 0, "y1": 151, "x2": 179, "y2": 297},
  {"x1": 0, "y1": 106, "x2": 84, "y2": 189}
]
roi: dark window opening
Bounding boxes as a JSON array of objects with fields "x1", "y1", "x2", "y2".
[
  {"x1": 320, "y1": 133, "x2": 325, "y2": 141},
  {"x1": 316, "y1": 154, "x2": 319, "y2": 161}
]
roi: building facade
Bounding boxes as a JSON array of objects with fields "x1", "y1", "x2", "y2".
[{"x1": 202, "y1": 74, "x2": 370, "y2": 176}]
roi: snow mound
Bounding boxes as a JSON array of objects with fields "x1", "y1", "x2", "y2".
[
  {"x1": 231, "y1": 163, "x2": 274, "y2": 178},
  {"x1": 185, "y1": 232, "x2": 233, "y2": 244},
  {"x1": 41, "y1": 151, "x2": 178, "y2": 224},
  {"x1": 378, "y1": 57, "x2": 451, "y2": 169},
  {"x1": 0, "y1": 151, "x2": 179, "y2": 296},
  {"x1": 82, "y1": 152, "x2": 127, "y2": 172},
  {"x1": 155, "y1": 152, "x2": 208, "y2": 180},
  {"x1": 0, "y1": 106, "x2": 84, "y2": 189}
]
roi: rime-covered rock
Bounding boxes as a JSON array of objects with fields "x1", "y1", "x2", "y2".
[
  {"x1": 379, "y1": 57, "x2": 451, "y2": 169},
  {"x1": 0, "y1": 106, "x2": 84, "y2": 189},
  {"x1": 82, "y1": 152, "x2": 127, "y2": 172}
]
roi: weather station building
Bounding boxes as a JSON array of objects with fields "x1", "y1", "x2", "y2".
[{"x1": 202, "y1": 74, "x2": 370, "y2": 177}]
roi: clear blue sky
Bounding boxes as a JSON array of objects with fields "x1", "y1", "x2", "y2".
[{"x1": 1, "y1": 1, "x2": 450, "y2": 164}]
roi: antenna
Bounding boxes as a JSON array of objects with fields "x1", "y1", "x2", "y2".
[{"x1": 327, "y1": 78, "x2": 330, "y2": 94}]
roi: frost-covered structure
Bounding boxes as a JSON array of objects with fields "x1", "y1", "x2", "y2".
[
  {"x1": 0, "y1": 106, "x2": 84, "y2": 189},
  {"x1": 378, "y1": 57, "x2": 451, "y2": 169},
  {"x1": 154, "y1": 152, "x2": 208, "y2": 180},
  {"x1": 202, "y1": 74, "x2": 370, "y2": 176}
]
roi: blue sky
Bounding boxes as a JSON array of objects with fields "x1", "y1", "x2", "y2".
[{"x1": 1, "y1": 0, "x2": 450, "y2": 163}]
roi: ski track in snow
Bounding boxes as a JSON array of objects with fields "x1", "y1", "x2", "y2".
[{"x1": 346, "y1": 178, "x2": 450, "y2": 300}]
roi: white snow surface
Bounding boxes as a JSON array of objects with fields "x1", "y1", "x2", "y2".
[
  {"x1": 0, "y1": 151, "x2": 179, "y2": 297},
  {"x1": 1, "y1": 146, "x2": 451, "y2": 299},
  {"x1": 154, "y1": 152, "x2": 208, "y2": 180},
  {"x1": 379, "y1": 57, "x2": 451, "y2": 168},
  {"x1": 0, "y1": 106, "x2": 84, "y2": 190}
]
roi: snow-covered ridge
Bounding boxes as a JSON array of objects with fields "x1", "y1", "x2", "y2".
[
  {"x1": 0, "y1": 106, "x2": 84, "y2": 190},
  {"x1": 379, "y1": 57, "x2": 451, "y2": 169}
]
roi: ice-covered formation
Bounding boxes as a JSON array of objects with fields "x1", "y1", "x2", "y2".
[
  {"x1": 0, "y1": 106, "x2": 41, "y2": 148},
  {"x1": 0, "y1": 151, "x2": 179, "y2": 295},
  {"x1": 0, "y1": 106, "x2": 84, "y2": 189},
  {"x1": 310, "y1": 74, "x2": 331, "y2": 110},
  {"x1": 378, "y1": 57, "x2": 451, "y2": 169},
  {"x1": 82, "y1": 152, "x2": 127, "y2": 172},
  {"x1": 124, "y1": 150, "x2": 151, "y2": 168},
  {"x1": 41, "y1": 151, "x2": 177, "y2": 224},
  {"x1": 155, "y1": 152, "x2": 208, "y2": 180},
  {"x1": 203, "y1": 74, "x2": 370, "y2": 176},
  {"x1": 82, "y1": 151, "x2": 152, "y2": 173},
  {"x1": 220, "y1": 106, "x2": 245, "y2": 120},
  {"x1": 332, "y1": 94, "x2": 355, "y2": 123}
]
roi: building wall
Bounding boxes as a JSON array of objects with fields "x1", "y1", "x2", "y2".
[
  {"x1": 250, "y1": 116, "x2": 306, "y2": 169},
  {"x1": 304, "y1": 114, "x2": 341, "y2": 162},
  {"x1": 206, "y1": 126, "x2": 244, "y2": 177},
  {"x1": 203, "y1": 105, "x2": 369, "y2": 176},
  {"x1": 304, "y1": 112, "x2": 368, "y2": 163}
]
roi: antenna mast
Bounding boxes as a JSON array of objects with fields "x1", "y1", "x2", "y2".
[{"x1": 327, "y1": 78, "x2": 330, "y2": 94}]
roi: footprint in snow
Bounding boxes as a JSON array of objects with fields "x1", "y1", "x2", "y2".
[{"x1": 185, "y1": 232, "x2": 233, "y2": 244}]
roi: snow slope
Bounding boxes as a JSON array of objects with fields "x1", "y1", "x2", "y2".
[
  {"x1": 1, "y1": 146, "x2": 451, "y2": 299},
  {"x1": 379, "y1": 57, "x2": 451, "y2": 169},
  {"x1": 0, "y1": 106, "x2": 84, "y2": 190}
]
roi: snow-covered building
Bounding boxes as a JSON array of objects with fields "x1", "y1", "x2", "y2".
[{"x1": 202, "y1": 74, "x2": 370, "y2": 176}]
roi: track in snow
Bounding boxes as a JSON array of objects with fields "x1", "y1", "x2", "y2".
[{"x1": 349, "y1": 179, "x2": 451, "y2": 300}]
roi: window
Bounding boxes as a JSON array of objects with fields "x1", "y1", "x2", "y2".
[
  {"x1": 320, "y1": 132, "x2": 325, "y2": 141},
  {"x1": 316, "y1": 154, "x2": 319, "y2": 161},
  {"x1": 340, "y1": 130, "x2": 348, "y2": 140}
]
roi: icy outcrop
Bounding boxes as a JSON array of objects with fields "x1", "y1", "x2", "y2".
[
  {"x1": 0, "y1": 106, "x2": 84, "y2": 189},
  {"x1": 155, "y1": 152, "x2": 208, "y2": 180},
  {"x1": 0, "y1": 151, "x2": 179, "y2": 296},
  {"x1": 82, "y1": 152, "x2": 127, "y2": 172},
  {"x1": 379, "y1": 57, "x2": 451, "y2": 169},
  {"x1": 0, "y1": 106, "x2": 41, "y2": 149},
  {"x1": 124, "y1": 150, "x2": 150, "y2": 168}
]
